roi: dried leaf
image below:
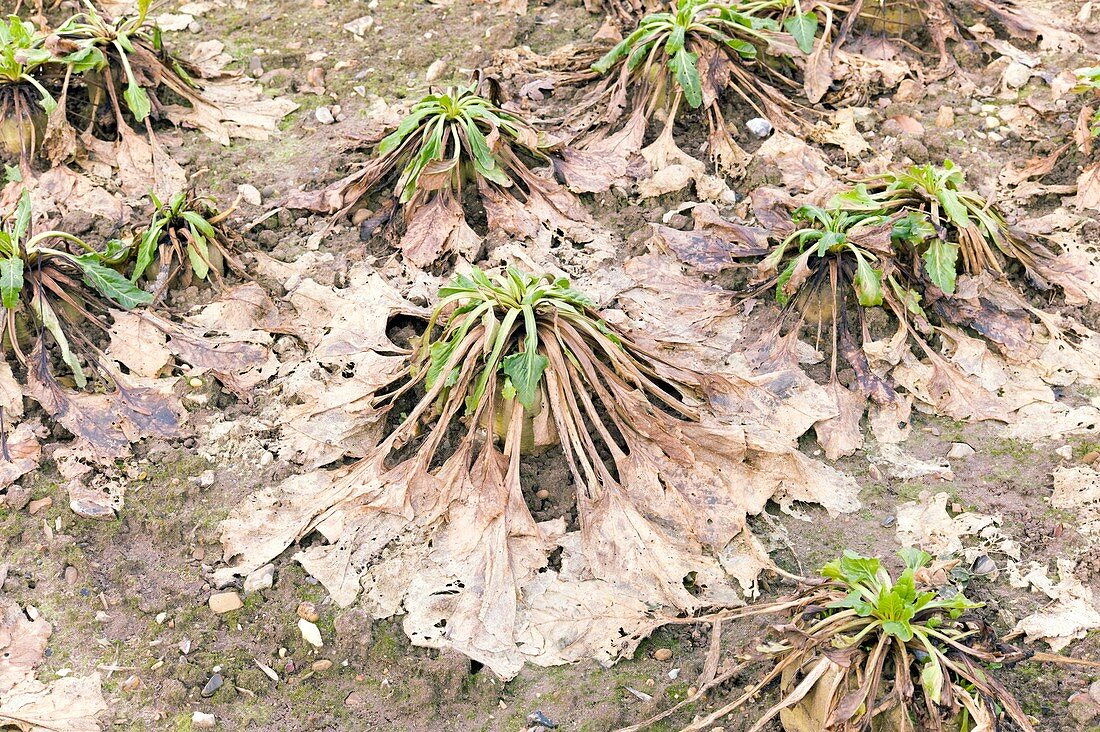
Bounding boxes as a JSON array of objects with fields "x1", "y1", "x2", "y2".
[
  {"x1": 1012, "y1": 559, "x2": 1100, "y2": 652},
  {"x1": 107, "y1": 311, "x2": 172, "y2": 378},
  {"x1": 0, "y1": 600, "x2": 105, "y2": 731}
]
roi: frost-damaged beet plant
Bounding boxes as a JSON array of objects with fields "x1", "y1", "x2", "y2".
[
  {"x1": 634, "y1": 550, "x2": 1034, "y2": 732},
  {"x1": 749, "y1": 160, "x2": 1100, "y2": 454},
  {"x1": 834, "y1": 160, "x2": 1094, "y2": 299},
  {"x1": 215, "y1": 265, "x2": 860, "y2": 677},
  {"x1": 16, "y1": 0, "x2": 292, "y2": 182},
  {"x1": 1075, "y1": 66, "x2": 1100, "y2": 140},
  {"x1": 0, "y1": 190, "x2": 150, "y2": 387},
  {"x1": 576, "y1": 0, "x2": 813, "y2": 177},
  {"x1": 290, "y1": 82, "x2": 595, "y2": 268},
  {"x1": 0, "y1": 15, "x2": 56, "y2": 164},
  {"x1": 47, "y1": 0, "x2": 196, "y2": 147},
  {"x1": 132, "y1": 190, "x2": 239, "y2": 300}
]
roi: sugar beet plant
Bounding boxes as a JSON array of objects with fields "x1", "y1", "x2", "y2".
[
  {"x1": 0, "y1": 190, "x2": 151, "y2": 388},
  {"x1": 833, "y1": 160, "x2": 1091, "y2": 297},
  {"x1": 0, "y1": 15, "x2": 55, "y2": 163},
  {"x1": 651, "y1": 550, "x2": 1033, "y2": 732},
  {"x1": 390, "y1": 266, "x2": 709, "y2": 462},
  {"x1": 575, "y1": 0, "x2": 814, "y2": 176},
  {"x1": 752, "y1": 160, "x2": 1098, "y2": 427},
  {"x1": 132, "y1": 190, "x2": 239, "y2": 301},
  {"x1": 294, "y1": 82, "x2": 593, "y2": 268},
  {"x1": 1074, "y1": 66, "x2": 1100, "y2": 141},
  {"x1": 47, "y1": 0, "x2": 200, "y2": 148}
]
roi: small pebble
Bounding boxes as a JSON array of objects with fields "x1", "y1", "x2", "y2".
[
  {"x1": 745, "y1": 118, "x2": 773, "y2": 138},
  {"x1": 947, "y1": 443, "x2": 975, "y2": 460},
  {"x1": 1083, "y1": 451, "x2": 1099, "y2": 465},
  {"x1": 28, "y1": 497, "x2": 53, "y2": 515},
  {"x1": 1056, "y1": 445, "x2": 1074, "y2": 460},
  {"x1": 244, "y1": 564, "x2": 275, "y2": 594},
  {"x1": 315, "y1": 106, "x2": 336, "y2": 125},
  {"x1": 297, "y1": 601, "x2": 320, "y2": 623},
  {"x1": 255, "y1": 660, "x2": 280, "y2": 682},
  {"x1": 535, "y1": 489, "x2": 550, "y2": 500},
  {"x1": 425, "y1": 59, "x2": 447, "y2": 82},
  {"x1": 208, "y1": 592, "x2": 242, "y2": 615},
  {"x1": 653, "y1": 648, "x2": 673, "y2": 661},
  {"x1": 191, "y1": 712, "x2": 216, "y2": 729},
  {"x1": 201, "y1": 673, "x2": 223, "y2": 698},
  {"x1": 311, "y1": 659, "x2": 333, "y2": 672},
  {"x1": 298, "y1": 618, "x2": 323, "y2": 648},
  {"x1": 237, "y1": 184, "x2": 262, "y2": 206},
  {"x1": 121, "y1": 674, "x2": 142, "y2": 692}
]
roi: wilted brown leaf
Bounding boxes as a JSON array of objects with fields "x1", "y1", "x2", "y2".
[{"x1": 0, "y1": 600, "x2": 106, "y2": 732}]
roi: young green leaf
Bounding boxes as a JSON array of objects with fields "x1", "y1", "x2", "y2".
[
  {"x1": 501, "y1": 349, "x2": 549, "y2": 412},
  {"x1": 73, "y1": 253, "x2": 154, "y2": 308},
  {"x1": 783, "y1": 11, "x2": 818, "y2": 54},
  {"x1": 852, "y1": 250, "x2": 883, "y2": 307},
  {"x1": 0, "y1": 257, "x2": 24, "y2": 308},
  {"x1": 920, "y1": 658, "x2": 945, "y2": 705},
  {"x1": 669, "y1": 48, "x2": 702, "y2": 109},
  {"x1": 922, "y1": 238, "x2": 959, "y2": 295},
  {"x1": 124, "y1": 81, "x2": 152, "y2": 122}
]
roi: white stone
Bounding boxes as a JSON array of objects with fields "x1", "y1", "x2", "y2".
[
  {"x1": 947, "y1": 443, "x2": 976, "y2": 460},
  {"x1": 243, "y1": 564, "x2": 275, "y2": 593},
  {"x1": 237, "y1": 184, "x2": 262, "y2": 206},
  {"x1": 298, "y1": 618, "x2": 324, "y2": 648},
  {"x1": 745, "y1": 118, "x2": 773, "y2": 138},
  {"x1": 192, "y1": 712, "x2": 216, "y2": 729},
  {"x1": 1002, "y1": 61, "x2": 1032, "y2": 89}
]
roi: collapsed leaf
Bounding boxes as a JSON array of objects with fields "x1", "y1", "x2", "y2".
[
  {"x1": 0, "y1": 599, "x2": 106, "y2": 732},
  {"x1": 216, "y1": 265, "x2": 859, "y2": 677},
  {"x1": 287, "y1": 81, "x2": 596, "y2": 267}
]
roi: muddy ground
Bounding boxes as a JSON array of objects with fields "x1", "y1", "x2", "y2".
[{"x1": 3, "y1": 0, "x2": 1100, "y2": 730}]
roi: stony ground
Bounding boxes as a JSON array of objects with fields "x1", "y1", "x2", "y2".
[{"x1": 3, "y1": 0, "x2": 1100, "y2": 730}]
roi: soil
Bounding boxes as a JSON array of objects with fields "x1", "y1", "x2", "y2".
[{"x1": 3, "y1": 0, "x2": 1100, "y2": 731}]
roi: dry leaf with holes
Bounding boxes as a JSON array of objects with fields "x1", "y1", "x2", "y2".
[{"x1": 0, "y1": 600, "x2": 106, "y2": 731}]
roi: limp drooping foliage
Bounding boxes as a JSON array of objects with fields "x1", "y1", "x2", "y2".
[
  {"x1": 0, "y1": 190, "x2": 150, "y2": 387},
  {"x1": 0, "y1": 0, "x2": 294, "y2": 189},
  {"x1": 289, "y1": 81, "x2": 594, "y2": 268},
  {"x1": 132, "y1": 190, "x2": 239, "y2": 300},
  {"x1": 749, "y1": 160, "x2": 1098, "y2": 443},
  {"x1": 1074, "y1": 66, "x2": 1100, "y2": 141},
  {"x1": 397, "y1": 266, "x2": 710, "y2": 464},
  {"x1": 630, "y1": 550, "x2": 1033, "y2": 732},
  {"x1": 576, "y1": 0, "x2": 813, "y2": 177},
  {"x1": 0, "y1": 15, "x2": 55, "y2": 162},
  {"x1": 833, "y1": 160, "x2": 1090, "y2": 298},
  {"x1": 215, "y1": 263, "x2": 861, "y2": 676}
]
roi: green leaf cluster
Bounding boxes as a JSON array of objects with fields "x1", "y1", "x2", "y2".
[
  {"x1": 1, "y1": 189, "x2": 153, "y2": 385},
  {"x1": 416, "y1": 267, "x2": 598, "y2": 415},
  {"x1": 591, "y1": 0, "x2": 814, "y2": 110},
  {"x1": 378, "y1": 84, "x2": 540, "y2": 203},
  {"x1": 1074, "y1": 66, "x2": 1100, "y2": 137},
  {"x1": 0, "y1": 15, "x2": 58, "y2": 113},
  {"x1": 132, "y1": 191, "x2": 220, "y2": 282}
]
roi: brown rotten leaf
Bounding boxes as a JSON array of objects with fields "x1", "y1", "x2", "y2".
[
  {"x1": 287, "y1": 80, "x2": 597, "y2": 267},
  {"x1": 215, "y1": 265, "x2": 859, "y2": 677},
  {"x1": 0, "y1": 599, "x2": 107, "y2": 732}
]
